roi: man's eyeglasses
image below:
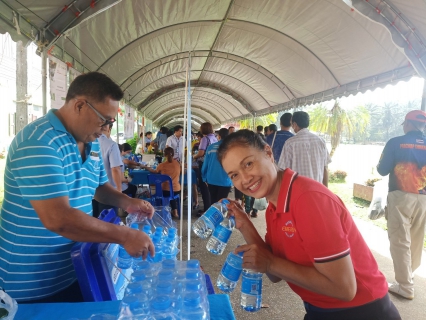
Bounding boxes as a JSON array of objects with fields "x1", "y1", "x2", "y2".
[{"x1": 85, "y1": 100, "x2": 116, "y2": 127}]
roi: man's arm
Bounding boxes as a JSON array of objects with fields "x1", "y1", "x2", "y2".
[
  {"x1": 322, "y1": 166, "x2": 328, "y2": 187},
  {"x1": 377, "y1": 141, "x2": 394, "y2": 176},
  {"x1": 111, "y1": 166, "x2": 123, "y2": 192},
  {"x1": 30, "y1": 195, "x2": 154, "y2": 258}
]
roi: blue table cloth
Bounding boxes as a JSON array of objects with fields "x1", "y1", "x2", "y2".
[{"x1": 15, "y1": 294, "x2": 236, "y2": 320}]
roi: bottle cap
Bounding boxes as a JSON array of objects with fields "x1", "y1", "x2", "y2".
[
  {"x1": 168, "y1": 227, "x2": 177, "y2": 234},
  {"x1": 187, "y1": 259, "x2": 200, "y2": 269},
  {"x1": 183, "y1": 293, "x2": 201, "y2": 307},
  {"x1": 185, "y1": 280, "x2": 201, "y2": 292},
  {"x1": 122, "y1": 295, "x2": 139, "y2": 307},
  {"x1": 151, "y1": 295, "x2": 172, "y2": 311},
  {"x1": 186, "y1": 270, "x2": 199, "y2": 279},
  {"x1": 162, "y1": 259, "x2": 176, "y2": 269},
  {"x1": 125, "y1": 282, "x2": 142, "y2": 294},
  {"x1": 131, "y1": 270, "x2": 146, "y2": 282},
  {"x1": 221, "y1": 199, "x2": 230, "y2": 205},
  {"x1": 158, "y1": 269, "x2": 174, "y2": 280},
  {"x1": 143, "y1": 225, "x2": 151, "y2": 232},
  {"x1": 130, "y1": 223, "x2": 139, "y2": 230},
  {"x1": 135, "y1": 261, "x2": 150, "y2": 270}
]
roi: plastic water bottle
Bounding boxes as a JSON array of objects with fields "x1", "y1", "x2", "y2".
[
  {"x1": 217, "y1": 250, "x2": 244, "y2": 293},
  {"x1": 163, "y1": 238, "x2": 177, "y2": 260},
  {"x1": 130, "y1": 224, "x2": 143, "y2": 268},
  {"x1": 179, "y1": 293, "x2": 207, "y2": 320},
  {"x1": 148, "y1": 235, "x2": 163, "y2": 263},
  {"x1": 119, "y1": 294, "x2": 150, "y2": 319},
  {"x1": 192, "y1": 199, "x2": 230, "y2": 239},
  {"x1": 240, "y1": 269, "x2": 263, "y2": 312},
  {"x1": 117, "y1": 245, "x2": 132, "y2": 269},
  {"x1": 206, "y1": 216, "x2": 235, "y2": 255},
  {"x1": 143, "y1": 224, "x2": 152, "y2": 238},
  {"x1": 150, "y1": 296, "x2": 173, "y2": 318}
]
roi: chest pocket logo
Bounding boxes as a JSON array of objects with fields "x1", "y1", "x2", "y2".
[
  {"x1": 90, "y1": 151, "x2": 100, "y2": 170},
  {"x1": 282, "y1": 220, "x2": 296, "y2": 238}
]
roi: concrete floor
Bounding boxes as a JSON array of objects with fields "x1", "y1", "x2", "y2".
[{"x1": 176, "y1": 197, "x2": 426, "y2": 320}]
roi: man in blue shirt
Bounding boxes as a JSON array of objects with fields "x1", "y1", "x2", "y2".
[
  {"x1": 266, "y1": 113, "x2": 294, "y2": 163},
  {"x1": 151, "y1": 126, "x2": 168, "y2": 154},
  {"x1": 377, "y1": 109, "x2": 426, "y2": 300},
  {"x1": 0, "y1": 72, "x2": 154, "y2": 303}
]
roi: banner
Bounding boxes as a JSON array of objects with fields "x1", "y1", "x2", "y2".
[
  {"x1": 124, "y1": 103, "x2": 135, "y2": 139},
  {"x1": 49, "y1": 56, "x2": 67, "y2": 109},
  {"x1": 68, "y1": 67, "x2": 81, "y2": 87}
]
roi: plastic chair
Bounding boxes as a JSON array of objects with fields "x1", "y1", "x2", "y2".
[{"x1": 148, "y1": 174, "x2": 181, "y2": 217}]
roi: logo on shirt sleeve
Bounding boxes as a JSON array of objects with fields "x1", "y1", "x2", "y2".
[{"x1": 282, "y1": 220, "x2": 296, "y2": 238}]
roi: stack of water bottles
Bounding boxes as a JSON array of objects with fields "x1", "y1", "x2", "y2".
[
  {"x1": 117, "y1": 224, "x2": 180, "y2": 270},
  {"x1": 192, "y1": 200, "x2": 263, "y2": 313},
  {"x1": 118, "y1": 259, "x2": 210, "y2": 320}
]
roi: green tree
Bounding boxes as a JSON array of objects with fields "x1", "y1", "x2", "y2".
[
  {"x1": 309, "y1": 101, "x2": 369, "y2": 158},
  {"x1": 238, "y1": 113, "x2": 278, "y2": 130}
]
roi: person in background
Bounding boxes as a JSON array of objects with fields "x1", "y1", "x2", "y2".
[
  {"x1": 264, "y1": 126, "x2": 270, "y2": 137},
  {"x1": 256, "y1": 125, "x2": 266, "y2": 141},
  {"x1": 267, "y1": 113, "x2": 294, "y2": 163},
  {"x1": 151, "y1": 126, "x2": 168, "y2": 154},
  {"x1": 166, "y1": 125, "x2": 185, "y2": 162},
  {"x1": 193, "y1": 122, "x2": 217, "y2": 216},
  {"x1": 377, "y1": 110, "x2": 426, "y2": 300},
  {"x1": 145, "y1": 131, "x2": 152, "y2": 145},
  {"x1": 119, "y1": 143, "x2": 138, "y2": 198},
  {"x1": 192, "y1": 131, "x2": 203, "y2": 154},
  {"x1": 278, "y1": 111, "x2": 330, "y2": 186},
  {"x1": 0, "y1": 72, "x2": 154, "y2": 303},
  {"x1": 201, "y1": 128, "x2": 232, "y2": 204},
  {"x1": 93, "y1": 123, "x2": 123, "y2": 217},
  {"x1": 218, "y1": 130, "x2": 401, "y2": 320},
  {"x1": 120, "y1": 143, "x2": 142, "y2": 169},
  {"x1": 143, "y1": 147, "x2": 180, "y2": 219},
  {"x1": 228, "y1": 126, "x2": 235, "y2": 134}
]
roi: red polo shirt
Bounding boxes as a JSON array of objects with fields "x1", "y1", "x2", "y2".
[{"x1": 265, "y1": 169, "x2": 388, "y2": 309}]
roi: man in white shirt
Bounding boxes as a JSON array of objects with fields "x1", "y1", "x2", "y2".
[
  {"x1": 278, "y1": 111, "x2": 331, "y2": 186},
  {"x1": 166, "y1": 125, "x2": 185, "y2": 162}
]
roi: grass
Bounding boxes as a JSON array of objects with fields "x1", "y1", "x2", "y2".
[{"x1": 329, "y1": 182, "x2": 426, "y2": 248}]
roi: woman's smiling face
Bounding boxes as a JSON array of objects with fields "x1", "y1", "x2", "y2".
[{"x1": 221, "y1": 144, "x2": 277, "y2": 199}]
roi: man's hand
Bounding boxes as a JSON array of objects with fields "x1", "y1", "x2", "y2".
[
  {"x1": 125, "y1": 198, "x2": 155, "y2": 219},
  {"x1": 235, "y1": 244, "x2": 274, "y2": 273},
  {"x1": 122, "y1": 228, "x2": 155, "y2": 259}
]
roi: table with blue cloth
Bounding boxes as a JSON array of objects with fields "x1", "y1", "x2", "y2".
[
  {"x1": 129, "y1": 169, "x2": 197, "y2": 186},
  {"x1": 15, "y1": 294, "x2": 235, "y2": 320}
]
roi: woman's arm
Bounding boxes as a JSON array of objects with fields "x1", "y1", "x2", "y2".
[{"x1": 193, "y1": 149, "x2": 205, "y2": 160}]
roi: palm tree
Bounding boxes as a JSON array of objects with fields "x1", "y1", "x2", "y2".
[
  {"x1": 309, "y1": 101, "x2": 369, "y2": 158},
  {"x1": 238, "y1": 113, "x2": 278, "y2": 130}
]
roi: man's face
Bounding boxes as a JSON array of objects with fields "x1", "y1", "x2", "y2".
[
  {"x1": 175, "y1": 128, "x2": 183, "y2": 138},
  {"x1": 75, "y1": 97, "x2": 118, "y2": 143},
  {"x1": 229, "y1": 127, "x2": 235, "y2": 133}
]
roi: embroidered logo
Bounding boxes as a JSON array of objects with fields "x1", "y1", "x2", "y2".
[{"x1": 282, "y1": 220, "x2": 296, "y2": 238}]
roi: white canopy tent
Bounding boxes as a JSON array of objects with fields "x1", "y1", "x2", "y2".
[{"x1": 1, "y1": 0, "x2": 426, "y2": 128}]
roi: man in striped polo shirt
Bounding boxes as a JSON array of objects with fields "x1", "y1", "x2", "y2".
[{"x1": 0, "y1": 72, "x2": 154, "y2": 303}]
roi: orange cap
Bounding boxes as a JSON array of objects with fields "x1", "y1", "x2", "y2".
[{"x1": 404, "y1": 110, "x2": 426, "y2": 123}]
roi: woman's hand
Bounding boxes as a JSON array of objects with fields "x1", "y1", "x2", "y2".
[
  {"x1": 235, "y1": 244, "x2": 275, "y2": 274},
  {"x1": 225, "y1": 199, "x2": 251, "y2": 230}
]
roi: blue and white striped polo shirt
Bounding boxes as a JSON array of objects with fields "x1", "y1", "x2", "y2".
[{"x1": 0, "y1": 109, "x2": 108, "y2": 301}]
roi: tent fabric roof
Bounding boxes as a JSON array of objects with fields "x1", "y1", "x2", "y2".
[{"x1": 1, "y1": 0, "x2": 425, "y2": 128}]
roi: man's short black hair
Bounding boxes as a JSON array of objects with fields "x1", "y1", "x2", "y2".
[
  {"x1": 269, "y1": 124, "x2": 277, "y2": 132},
  {"x1": 280, "y1": 113, "x2": 292, "y2": 127},
  {"x1": 174, "y1": 125, "x2": 183, "y2": 132},
  {"x1": 256, "y1": 125, "x2": 263, "y2": 132},
  {"x1": 218, "y1": 128, "x2": 229, "y2": 139},
  {"x1": 66, "y1": 72, "x2": 123, "y2": 103},
  {"x1": 160, "y1": 127, "x2": 169, "y2": 134},
  {"x1": 292, "y1": 111, "x2": 310, "y2": 129}
]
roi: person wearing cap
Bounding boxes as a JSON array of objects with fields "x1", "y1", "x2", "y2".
[{"x1": 377, "y1": 109, "x2": 426, "y2": 300}]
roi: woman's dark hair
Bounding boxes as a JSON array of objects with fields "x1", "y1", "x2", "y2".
[
  {"x1": 66, "y1": 72, "x2": 123, "y2": 103},
  {"x1": 121, "y1": 143, "x2": 132, "y2": 152},
  {"x1": 200, "y1": 122, "x2": 213, "y2": 135},
  {"x1": 145, "y1": 131, "x2": 152, "y2": 137},
  {"x1": 218, "y1": 129, "x2": 267, "y2": 164},
  {"x1": 196, "y1": 131, "x2": 203, "y2": 138},
  {"x1": 218, "y1": 128, "x2": 229, "y2": 139},
  {"x1": 164, "y1": 147, "x2": 174, "y2": 163},
  {"x1": 292, "y1": 111, "x2": 310, "y2": 129}
]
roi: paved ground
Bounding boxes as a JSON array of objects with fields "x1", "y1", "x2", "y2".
[{"x1": 176, "y1": 198, "x2": 426, "y2": 320}]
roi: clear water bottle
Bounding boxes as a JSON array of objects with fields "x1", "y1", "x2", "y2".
[
  {"x1": 117, "y1": 245, "x2": 132, "y2": 269},
  {"x1": 192, "y1": 199, "x2": 230, "y2": 239},
  {"x1": 150, "y1": 296, "x2": 173, "y2": 318},
  {"x1": 179, "y1": 293, "x2": 207, "y2": 320},
  {"x1": 119, "y1": 294, "x2": 150, "y2": 319},
  {"x1": 241, "y1": 269, "x2": 263, "y2": 312},
  {"x1": 148, "y1": 235, "x2": 163, "y2": 263},
  {"x1": 206, "y1": 216, "x2": 235, "y2": 255},
  {"x1": 130, "y1": 224, "x2": 143, "y2": 268},
  {"x1": 163, "y1": 238, "x2": 178, "y2": 260},
  {"x1": 143, "y1": 224, "x2": 152, "y2": 238},
  {"x1": 217, "y1": 250, "x2": 244, "y2": 293}
]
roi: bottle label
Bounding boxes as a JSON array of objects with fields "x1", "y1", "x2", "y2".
[
  {"x1": 241, "y1": 276, "x2": 262, "y2": 295},
  {"x1": 212, "y1": 224, "x2": 232, "y2": 243},
  {"x1": 204, "y1": 207, "x2": 224, "y2": 226},
  {"x1": 221, "y1": 260, "x2": 243, "y2": 282}
]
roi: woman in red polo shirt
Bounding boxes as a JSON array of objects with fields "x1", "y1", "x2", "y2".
[{"x1": 217, "y1": 130, "x2": 400, "y2": 320}]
